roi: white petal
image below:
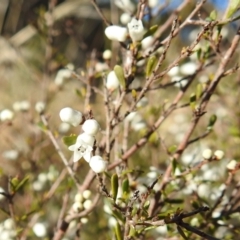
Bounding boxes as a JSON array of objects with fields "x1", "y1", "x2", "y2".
[
  {"x1": 68, "y1": 145, "x2": 75, "y2": 151},
  {"x1": 105, "y1": 26, "x2": 128, "y2": 42},
  {"x1": 83, "y1": 151, "x2": 92, "y2": 163},
  {"x1": 89, "y1": 156, "x2": 108, "y2": 173},
  {"x1": 73, "y1": 150, "x2": 84, "y2": 162}
]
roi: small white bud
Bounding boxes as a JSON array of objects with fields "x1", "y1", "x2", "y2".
[
  {"x1": 148, "y1": 0, "x2": 158, "y2": 8},
  {"x1": 59, "y1": 107, "x2": 83, "y2": 127},
  {"x1": 4, "y1": 219, "x2": 15, "y2": 230},
  {"x1": 83, "y1": 199, "x2": 92, "y2": 210},
  {"x1": 171, "y1": 76, "x2": 188, "y2": 88},
  {"x1": 2, "y1": 150, "x2": 19, "y2": 161},
  {"x1": 180, "y1": 62, "x2": 197, "y2": 75},
  {"x1": 72, "y1": 202, "x2": 83, "y2": 213},
  {"x1": 95, "y1": 62, "x2": 109, "y2": 72},
  {"x1": 120, "y1": 13, "x2": 131, "y2": 25},
  {"x1": 128, "y1": 18, "x2": 146, "y2": 42},
  {"x1": 12, "y1": 102, "x2": 22, "y2": 112},
  {"x1": 0, "y1": 109, "x2": 14, "y2": 121},
  {"x1": 83, "y1": 190, "x2": 92, "y2": 199},
  {"x1": 82, "y1": 119, "x2": 100, "y2": 136},
  {"x1": 77, "y1": 133, "x2": 95, "y2": 147},
  {"x1": 35, "y1": 101, "x2": 45, "y2": 113},
  {"x1": 105, "y1": 26, "x2": 128, "y2": 42},
  {"x1": 38, "y1": 173, "x2": 48, "y2": 183},
  {"x1": 58, "y1": 122, "x2": 71, "y2": 134},
  {"x1": 19, "y1": 100, "x2": 30, "y2": 111},
  {"x1": 167, "y1": 66, "x2": 180, "y2": 77},
  {"x1": 106, "y1": 71, "x2": 120, "y2": 91},
  {"x1": 141, "y1": 36, "x2": 154, "y2": 50},
  {"x1": 81, "y1": 218, "x2": 88, "y2": 224},
  {"x1": 202, "y1": 149, "x2": 213, "y2": 160},
  {"x1": 0, "y1": 187, "x2": 6, "y2": 201},
  {"x1": 54, "y1": 68, "x2": 72, "y2": 86},
  {"x1": 103, "y1": 50, "x2": 112, "y2": 60},
  {"x1": 114, "y1": 0, "x2": 135, "y2": 13},
  {"x1": 125, "y1": 112, "x2": 137, "y2": 122},
  {"x1": 89, "y1": 156, "x2": 108, "y2": 173},
  {"x1": 74, "y1": 193, "x2": 84, "y2": 203},
  {"x1": 32, "y1": 181, "x2": 44, "y2": 191},
  {"x1": 32, "y1": 223, "x2": 47, "y2": 237},
  {"x1": 227, "y1": 159, "x2": 237, "y2": 170},
  {"x1": 214, "y1": 150, "x2": 224, "y2": 160},
  {"x1": 136, "y1": 97, "x2": 148, "y2": 108}
]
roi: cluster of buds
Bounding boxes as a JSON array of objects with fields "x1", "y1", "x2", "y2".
[{"x1": 59, "y1": 107, "x2": 108, "y2": 173}]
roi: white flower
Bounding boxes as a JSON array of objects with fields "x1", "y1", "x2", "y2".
[
  {"x1": 59, "y1": 107, "x2": 83, "y2": 127},
  {"x1": 128, "y1": 18, "x2": 145, "y2": 42},
  {"x1": 180, "y1": 62, "x2": 197, "y2": 75},
  {"x1": 89, "y1": 156, "x2": 108, "y2": 173},
  {"x1": 32, "y1": 223, "x2": 47, "y2": 237},
  {"x1": 106, "y1": 71, "x2": 120, "y2": 91},
  {"x1": 105, "y1": 26, "x2": 128, "y2": 42},
  {"x1": 148, "y1": 0, "x2": 158, "y2": 8},
  {"x1": 227, "y1": 159, "x2": 237, "y2": 170},
  {"x1": 120, "y1": 13, "x2": 132, "y2": 25},
  {"x1": 35, "y1": 101, "x2": 45, "y2": 113},
  {"x1": 103, "y1": 50, "x2": 112, "y2": 60},
  {"x1": 0, "y1": 109, "x2": 14, "y2": 121},
  {"x1": 214, "y1": 150, "x2": 224, "y2": 160},
  {"x1": 54, "y1": 68, "x2": 72, "y2": 86},
  {"x1": 114, "y1": 0, "x2": 135, "y2": 13},
  {"x1": 68, "y1": 138, "x2": 93, "y2": 162},
  {"x1": 82, "y1": 119, "x2": 100, "y2": 136},
  {"x1": 202, "y1": 149, "x2": 213, "y2": 160}
]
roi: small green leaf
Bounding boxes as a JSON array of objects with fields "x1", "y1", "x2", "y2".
[
  {"x1": 225, "y1": 0, "x2": 240, "y2": 19},
  {"x1": 115, "y1": 222, "x2": 123, "y2": 240},
  {"x1": 209, "y1": 10, "x2": 217, "y2": 20},
  {"x1": 168, "y1": 145, "x2": 177, "y2": 154},
  {"x1": 37, "y1": 122, "x2": 47, "y2": 131},
  {"x1": 15, "y1": 176, "x2": 29, "y2": 192},
  {"x1": 146, "y1": 55, "x2": 157, "y2": 77},
  {"x1": 207, "y1": 114, "x2": 217, "y2": 130},
  {"x1": 196, "y1": 84, "x2": 202, "y2": 100},
  {"x1": 190, "y1": 93, "x2": 196, "y2": 110},
  {"x1": 111, "y1": 173, "x2": 119, "y2": 202},
  {"x1": 172, "y1": 158, "x2": 177, "y2": 174},
  {"x1": 114, "y1": 65, "x2": 125, "y2": 88},
  {"x1": 122, "y1": 178, "x2": 129, "y2": 195},
  {"x1": 196, "y1": 48, "x2": 202, "y2": 61},
  {"x1": 62, "y1": 135, "x2": 77, "y2": 147},
  {"x1": 131, "y1": 89, "x2": 137, "y2": 100},
  {"x1": 143, "y1": 25, "x2": 158, "y2": 39}
]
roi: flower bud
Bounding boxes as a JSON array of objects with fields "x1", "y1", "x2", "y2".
[
  {"x1": 74, "y1": 193, "x2": 84, "y2": 203},
  {"x1": 82, "y1": 119, "x2": 100, "y2": 136},
  {"x1": 128, "y1": 18, "x2": 145, "y2": 42},
  {"x1": 227, "y1": 159, "x2": 237, "y2": 170},
  {"x1": 72, "y1": 202, "x2": 83, "y2": 213},
  {"x1": 59, "y1": 107, "x2": 83, "y2": 127},
  {"x1": 202, "y1": 149, "x2": 212, "y2": 160},
  {"x1": 89, "y1": 156, "x2": 108, "y2": 173},
  {"x1": 77, "y1": 133, "x2": 95, "y2": 147},
  {"x1": 105, "y1": 26, "x2": 128, "y2": 42},
  {"x1": 83, "y1": 190, "x2": 92, "y2": 199},
  {"x1": 214, "y1": 150, "x2": 224, "y2": 160},
  {"x1": 106, "y1": 71, "x2": 120, "y2": 91},
  {"x1": 120, "y1": 13, "x2": 131, "y2": 25},
  {"x1": 0, "y1": 109, "x2": 14, "y2": 121},
  {"x1": 83, "y1": 199, "x2": 92, "y2": 209},
  {"x1": 103, "y1": 50, "x2": 112, "y2": 60},
  {"x1": 35, "y1": 101, "x2": 45, "y2": 113},
  {"x1": 33, "y1": 223, "x2": 47, "y2": 237},
  {"x1": 180, "y1": 62, "x2": 197, "y2": 75}
]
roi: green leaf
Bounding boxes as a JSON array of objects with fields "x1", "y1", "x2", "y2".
[
  {"x1": 62, "y1": 135, "x2": 77, "y2": 147},
  {"x1": 225, "y1": 0, "x2": 240, "y2": 19},
  {"x1": 122, "y1": 178, "x2": 129, "y2": 195},
  {"x1": 115, "y1": 222, "x2": 123, "y2": 240},
  {"x1": 168, "y1": 145, "x2": 177, "y2": 154},
  {"x1": 209, "y1": 10, "x2": 217, "y2": 20},
  {"x1": 196, "y1": 84, "x2": 202, "y2": 100},
  {"x1": 15, "y1": 176, "x2": 29, "y2": 192},
  {"x1": 143, "y1": 25, "x2": 158, "y2": 39},
  {"x1": 146, "y1": 55, "x2": 157, "y2": 77},
  {"x1": 111, "y1": 173, "x2": 119, "y2": 202},
  {"x1": 172, "y1": 158, "x2": 177, "y2": 174},
  {"x1": 37, "y1": 121, "x2": 47, "y2": 131},
  {"x1": 190, "y1": 93, "x2": 196, "y2": 110},
  {"x1": 207, "y1": 114, "x2": 217, "y2": 130},
  {"x1": 114, "y1": 65, "x2": 125, "y2": 88}
]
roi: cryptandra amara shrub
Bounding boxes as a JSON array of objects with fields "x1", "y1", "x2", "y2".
[{"x1": 1, "y1": 0, "x2": 240, "y2": 240}]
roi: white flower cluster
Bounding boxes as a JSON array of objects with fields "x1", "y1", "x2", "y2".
[
  {"x1": 167, "y1": 62, "x2": 198, "y2": 88},
  {"x1": 0, "y1": 218, "x2": 17, "y2": 240},
  {"x1": 59, "y1": 107, "x2": 108, "y2": 173},
  {"x1": 72, "y1": 190, "x2": 92, "y2": 215}
]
